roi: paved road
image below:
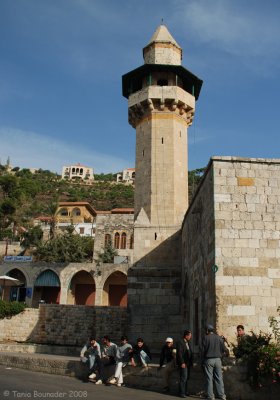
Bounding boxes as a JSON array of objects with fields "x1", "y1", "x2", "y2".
[{"x1": 0, "y1": 365, "x2": 194, "y2": 400}]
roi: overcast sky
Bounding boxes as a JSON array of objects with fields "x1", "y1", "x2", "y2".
[{"x1": 0, "y1": 0, "x2": 280, "y2": 174}]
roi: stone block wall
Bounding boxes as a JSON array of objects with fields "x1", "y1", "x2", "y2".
[
  {"x1": 127, "y1": 266, "x2": 182, "y2": 352},
  {"x1": 181, "y1": 163, "x2": 215, "y2": 352},
  {"x1": 182, "y1": 156, "x2": 280, "y2": 348},
  {"x1": 0, "y1": 305, "x2": 128, "y2": 346},
  {"x1": 93, "y1": 212, "x2": 134, "y2": 261},
  {"x1": 213, "y1": 156, "x2": 280, "y2": 341}
]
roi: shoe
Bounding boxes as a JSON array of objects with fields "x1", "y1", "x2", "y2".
[
  {"x1": 142, "y1": 363, "x2": 147, "y2": 367},
  {"x1": 88, "y1": 373, "x2": 96, "y2": 379},
  {"x1": 179, "y1": 395, "x2": 187, "y2": 398},
  {"x1": 108, "y1": 378, "x2": 117, "y2": 385},
  {"x1": 163, "y1": 387, "x2": 170, "y2": 392},
  {"x1": 95, "y1": 380, "x2": 103, "y2": 385},
  {"x1": 117, "y1": 383, "x2": 122, "y2": 387}
]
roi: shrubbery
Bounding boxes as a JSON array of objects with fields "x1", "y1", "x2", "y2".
[
  {"x1": 232, "y1": 307, "x2": 280, "y2": 388},
  {"x1": 0, "y1": 300, "x2": 26, "y2": 319}
]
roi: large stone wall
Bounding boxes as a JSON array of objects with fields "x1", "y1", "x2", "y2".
[
  {"x1": 127, "y1": 265, "x2": 182, "y2": 352},
  {"x1": 0, "y1": 304, "x2": 128, "y2": 346},
  {"x1": 181, "y1": 163, "x2": 215, "y2": 352},
  {"x1": 213, "y1": 156, "x2": 280, "y2": 340},
  {"x1": 182, "y1": 156, "x2": 280, "y2": 347}
]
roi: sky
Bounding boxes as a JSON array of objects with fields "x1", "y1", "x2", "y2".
[{"x1": 0, "y1": 0, "x2": 280, "y2": 174}]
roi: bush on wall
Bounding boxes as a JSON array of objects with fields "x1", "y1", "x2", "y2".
[
  {"x1": 232, "y1": 307, "x2": 280, "y2": 388},
  {"x1": 0, "y1": 300, "x2": 26, "y2": 319}
]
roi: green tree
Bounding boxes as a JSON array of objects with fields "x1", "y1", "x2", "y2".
[
  {"x1": 0, "y1": 175, "x2": 18, "y2": 198},
  {"x1": 97, "y1": 239, "x2": 117, "y2": 263},
  {"x1": 21, "y1": 226, "x2": 44, "y2": 250},
  {"x1": 35, "y1": 228, "x2": 93, "y2": 262}
]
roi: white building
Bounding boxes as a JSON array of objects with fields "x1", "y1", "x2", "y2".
[
  {"x1": 116, "y1": 168, "x2": 135, "y2": 184},
  {"x1": 62, "y1": 163, "x2": 94, "y2": 181}
]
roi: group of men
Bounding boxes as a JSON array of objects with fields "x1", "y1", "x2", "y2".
[
  {"x1": 80, "y1": 335, "x2": 151, "y2": 387},
  {"x1": 80, "y1": 324, "x2": 247, "y2": 399}
]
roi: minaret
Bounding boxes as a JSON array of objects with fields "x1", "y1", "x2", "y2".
[{"x1": 122, "y1": 25, "x2": 202, "y2": 267}]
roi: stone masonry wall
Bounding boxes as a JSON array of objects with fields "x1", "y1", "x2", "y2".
[
  {"x1": 213, "y1": 156, "x2": 280, "y2": 341},
  {"x1": 0, "y1": 305, "x2": 128, "y2": 346},
  {"x1": 127, "y1": 266, "x2": 182, "y2": 352},
  {"x1": 181, "y1": 163, "x2": 216, "y2": 352},
  {"x1": 93, "y1": 213, "x2": 134, "y2": 261}
]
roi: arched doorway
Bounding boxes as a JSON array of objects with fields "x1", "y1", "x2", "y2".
[
  {"x1": 8, "y1": 269, "x2": 27, "y2": 302},
  {"x1": 69, "y1": 271, "x2": 95, "y2": 305},
  {"x1": 103, "y1": 271, "x2": 127, "y2": 307},
  {"x1": 33, "y1": 269, "x2": 61, "y2": 306}
]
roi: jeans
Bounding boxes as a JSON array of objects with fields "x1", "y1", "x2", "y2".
[
  {"x1": 134, "y1": 350, "x2": 151, "y2": 366},
  {"x1": 179, "y1": 365, "x2": 190, "y2": 396},
  {"x1": 88, "y1": 355, "x2": 96, "y2": 370},
  {"x1": 203, "y1": 358, "x2": 226, "y2": 400}
]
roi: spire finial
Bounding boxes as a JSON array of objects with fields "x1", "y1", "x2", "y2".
[{"x1": 161, "y1": 18, "x2": 164, "y2": 25}]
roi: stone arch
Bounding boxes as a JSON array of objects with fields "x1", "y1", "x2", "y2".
[
  {"x1": 72, "y1": 207, "x2": 81, "y2": 217},
  {"x1": 32, "y1": 269, "x2": 61, "y2": 306},
  {"x1": 120, "y1": 232, "x2": 127, "y2": 249},
  {"x1": 68, "y1": 270, "x2": 95, "y2": 305},
  {"x1": 59, "y1": 208, "x2": 68, "y2": 216},
  {"x1": 5, "y1": 268, "x2": 27, "y2": 302},
  {"x1": 114, "y1": 232, "x2": 120, "y2": 249},
  {"x1": 103, "y1": 271, "x2": 127, "y2": 307}
]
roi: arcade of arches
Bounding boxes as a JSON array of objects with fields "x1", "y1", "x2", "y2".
[{"x1": 0, "y1": 265, "x2": 128, "y2": 308}]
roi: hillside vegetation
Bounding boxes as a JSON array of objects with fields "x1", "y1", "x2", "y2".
[{"x1": 0, "y1": 164, "x2": 205, "y2": 240}]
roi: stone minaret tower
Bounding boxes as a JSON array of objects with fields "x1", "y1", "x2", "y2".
[{"x1": 123, "y1": 25, "x2": 202, "y2": 267}]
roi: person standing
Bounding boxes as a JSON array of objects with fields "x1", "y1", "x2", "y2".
[
  {"x1": 201, "y1": 324, "x2": 227, "y2": 400},
  {"x1": 176, "y1": 330, "x2": 193, "y2": 398},
  {"x1": 109, "y1": 335, "x2": 132, "y2": 387},
  {"x1": 158, "y1": 337, "x2": 177, "y2": 392}
]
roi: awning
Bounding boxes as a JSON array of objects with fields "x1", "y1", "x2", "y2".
[{"x1": 34, "y1": 270, "x2": 60, "y2": 287}]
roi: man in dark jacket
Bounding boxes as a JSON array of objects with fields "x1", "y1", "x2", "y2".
[
  {"x1": 158, "y1": 337, "x2": 177, "y2": 392},
  {"x1": 176, "y1": 330, "x2": 193, "y2": 398},
  {"x1": 201, "y1": 325, "x2": 227, "y2": 400},
  {"x1": 130, "y1": 338, "x2": 151, "y2": 367}
]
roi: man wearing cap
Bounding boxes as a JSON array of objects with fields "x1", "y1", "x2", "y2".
[
  {"x1": 158, "y1": 337, "x2": 177, "y2": 392},
  {"x1": 176, "y1": 330, "x2": 193, "y2": 398},
  {"x1": 202, "y1": 324, "x2": 227, "y2": 400}
]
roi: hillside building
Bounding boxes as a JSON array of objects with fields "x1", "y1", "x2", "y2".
[
  {"x1": 62, "y1": 163, "x2": 94, "y2": 182},
  {"x1": 116, "y1": 168, "x2": 135, "y2": 184}
]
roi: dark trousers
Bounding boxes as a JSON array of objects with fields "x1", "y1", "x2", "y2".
[
  {"x1": 179, "y1": 366, "x2": 190, "y2": 396},
  {"x1": 95, "y1": 356, "x2": 115, "y2": 382}
]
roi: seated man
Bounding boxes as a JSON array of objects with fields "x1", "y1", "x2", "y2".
[
  {"x1": 96, "y1": 335, "x2": 117, "y2": 384},
  {"x1": 80, "y1": 336, "x2": 101, "y2": 381},
  {"x1": 109, "y1": 335, "x2": 132, "y2": 387},
  {"x1": 130, "y1": 338, "x2": 151, "y2": 367}
]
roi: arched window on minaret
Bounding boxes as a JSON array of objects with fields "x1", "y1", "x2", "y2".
[
  {"x1": 120, "y1": 233, "x2": 127, "y2": 249},
  {"x1": 114, "y1": 232, "x2": 120, "y2": 249},
  {"x1": 105, "y1": 234, "x2": 111, "y2": 247}
]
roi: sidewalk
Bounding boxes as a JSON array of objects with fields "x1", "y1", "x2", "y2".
[{"x1": 0, "y1": 343, "x2": 203, "y2": 395}]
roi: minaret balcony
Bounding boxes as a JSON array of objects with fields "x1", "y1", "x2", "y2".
[{"x1": 128, "y1": 85, "x2": 195, "y2": 127}]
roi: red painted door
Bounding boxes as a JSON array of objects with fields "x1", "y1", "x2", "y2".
[
  {"x1": 109, "y1": 285, "x2": 127, "y2": 307},
  {"x1": 75, "y1": 284, "x2": 95, "y2": 305}
]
